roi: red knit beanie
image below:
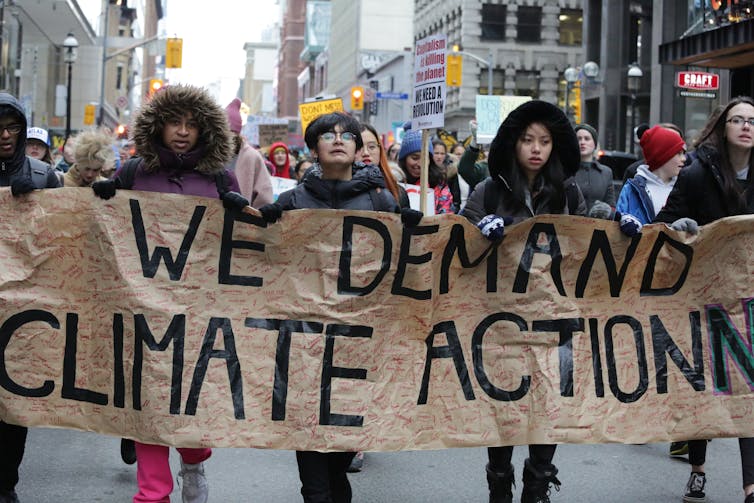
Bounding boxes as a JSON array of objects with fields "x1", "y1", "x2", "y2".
[{"x1": 640, "y1": 126, "x2": 685, "y2": 171}]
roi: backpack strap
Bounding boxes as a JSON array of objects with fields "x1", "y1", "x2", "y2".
[
  {"x1": 565, "y1": 179, "x2": 580, "y2": 215},
  {"x1": 483, "y1": 178, "x2": 499, "y2": 215},
  {"x1": 26, "y1": 157, "x2": 52, "y2": 189},
  {"x1": 117, "y1": 157, "x2": 142, "y2": 189}
]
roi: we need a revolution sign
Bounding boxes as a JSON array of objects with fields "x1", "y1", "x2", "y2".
[{"x1": 411, "y1": 34, "x2": 446, "y2": 130}]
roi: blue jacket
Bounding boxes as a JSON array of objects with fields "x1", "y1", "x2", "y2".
[{"x1": 616, "y1": 175, "x2": 655, "y2": 225}]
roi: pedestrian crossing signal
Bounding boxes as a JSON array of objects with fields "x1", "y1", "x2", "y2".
[
  {"x1": 148, "y1": 79, "x2": 164, "y2": 98},
  {"x1": 350, "y1": 86, "x2": 364, "y2": 110}
]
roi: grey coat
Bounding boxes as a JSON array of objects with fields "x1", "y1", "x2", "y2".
[{"x1": 574, "y1": 161, "x2": 616, "y2": 210}]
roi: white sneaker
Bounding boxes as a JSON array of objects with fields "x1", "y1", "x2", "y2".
[{"x1": 178, "y1": 460, "x2": 208, "y2": 503}]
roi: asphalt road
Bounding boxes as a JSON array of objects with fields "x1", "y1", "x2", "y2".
[{"x1": 17, "y1": 428, "x2": 745, "y2": 502}]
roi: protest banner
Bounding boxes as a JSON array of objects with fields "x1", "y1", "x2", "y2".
[
  {"x1": 1, "y1": 189, "x2": 754, "y2": 452},
  {"x1": 298, "y1": 98, "x2": 344, "y2": 136},
  {"x1": 476, "y1": 95, "x2": 532, "y2": 144},
  {"x1": 399, "y1": 182, "x2": 436, "y2": 216},
  {"x1": 243, "y1": 115, "x2": 288, "y2": 147}
]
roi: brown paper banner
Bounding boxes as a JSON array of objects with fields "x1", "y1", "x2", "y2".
[{"x1": 1, "y1": 188, "x2": 753, "y2": 451}]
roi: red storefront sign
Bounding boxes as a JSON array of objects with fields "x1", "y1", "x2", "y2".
[{"x1": 676, "y1": 71, "x2": 719, "y2": 90}]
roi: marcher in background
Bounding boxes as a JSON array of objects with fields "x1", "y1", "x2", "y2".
[
  {"x1": 225, "y1": 98, "x2": 273, "y2": 206},
  {"x1": 293, "y1": 157, "x2": 313, "y2": 182},
  {"x1": 25, "y1": 127, "x2": 54, "y2": 166},
  {"x1": 386, "y1": 142, "x2": 401, "y2": 163},
  {"x1": 616, "y1": 125, "x2": 685, "y2": 225},
  {"x1": 457, "y1": 120, "x2": 491, "y2": 192},
  {"x1": 252, "y1": 111, "x2": 402, "y2": 503},
  {"x1": 268, "y1": 141, "x2": 291, "y2": 178},
  {"x1": 573, "y1": 123, "x2": 616, "y2": 214},
  {"x1": 92, "y1": 84, "x2": 248, "y2": 503},
  {"x1": 0, "y1": 91, "x2": 60, "y2": 503},
  {"x1": 461, "y1": 100, "x2": 586, "y2": 503},
  {"x1": 398, "y1": 127, "x2": 454, "y2": 214},
  {"x1": 622, "y1": 123, "x2": 687, "y2": 185},
  {"x1": 62, "y1": 129, "x2": 113, "y2": 187},
  {"x1": 55, "y1": 136, "x2": 76, "y2": 173},
  {"x1": 654, "y1": 96, "x2": 754, "y2": 503},
  {"x1": 359, "y1": 123, "x2": 409, "y2": 208},
  {"x1": 431, "y1": 139, "x2": 449, "y2": 168}
]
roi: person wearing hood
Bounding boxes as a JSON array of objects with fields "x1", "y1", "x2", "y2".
[
  {"x1": 268, "y1": 141, "x2": 292, "y2": 178},
  {"x1": 92, "y1": 84, "x2": 247, "y2": 503},
  {"x1": 616, "y1": 125, "x2": 686, "y2": 225},
  {"x1": 62, "y1": 129, "x2": 113, "y2": 187},
  {"x1": 224, "y1": 98, "x2": 273, "y2": 206},
  {"x1": 252, "y1": 111, "x2": 409, "y2": 503},
  {"x1": 654, "y1": 96, "x2": 754, "y2": 503},
  {"x1": 0, "y1": 91, "x2": 60, "y2": 503},
  {"x1": 461, "y1": 100, "x2": 586, "y2": 503},
  {"x1": 573, "y1": 123, "x2": 616, "y2": 213}
]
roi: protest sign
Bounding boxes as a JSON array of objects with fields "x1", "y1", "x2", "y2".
[
  {"x1": 399, "y1": 182, "x2": 435, "y2": 216},
  {"x1": 2, "y1": 189, "x2": 754, "y2": 451},
  {"x1": 270, "y1": 176, "x2": 297, "y2": 201},
  {"x1": 411, "y1": 34, "x2": 447, "y2": 130},
  {"x1": 298, "y1": 98, "x2": 344, "y2": 135},
  {"x1": 258, "y1": 124, "x2": 289, "y2": 148},
  {"x1": 476, "y1": 95, "x2": 532, "y2": 144}
]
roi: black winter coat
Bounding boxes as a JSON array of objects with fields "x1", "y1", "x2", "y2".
[
  {"x1": 277, "y1": 162, "x2": 399, "y2": 212},
  {"x1": 655, "y1": 144, "x2": 754, "y2": 225}
]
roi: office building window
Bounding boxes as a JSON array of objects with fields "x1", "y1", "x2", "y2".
[
  {"x1": 515, "y1": 71, "x2": 540, "y2": 98},
  {"x1": 481, "y1": 4, "x2": 507, "y2": 41},
  {"x1": 517, "y1": 6, "x2": 542, "y2": 43},
  {"x1": 478, "y1": 68, "x2": 506, "y2": 95},
  {"x1": 559, "y1": 8, "x2": 582, "y2": 46}
]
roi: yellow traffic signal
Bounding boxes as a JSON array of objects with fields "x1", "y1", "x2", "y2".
[
  {"x1": 84, "y1": 103, "x2": 96, "y2": 125},
  {"x1": 148, "y1": 79, "x2": 164, "y2": 98},
  {"x1": 446, "y1": 54, "x2": 462, "y2": 86},
  {"x1": 166, "y1": 38, "x2": 183, "y2": 69},
  {"x1": 571, "y1": 83, "x2": 582, "y2": 124},
  {"x1": 350, "y1": 86, "x2": 364, "y2": 110}
]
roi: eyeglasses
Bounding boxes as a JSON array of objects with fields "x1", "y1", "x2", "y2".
[
  {"x1": 365, "y1": 142, "x2": 380, "y2": 152},
  {"x1": 0, "y1": 124, "x2": 23, "y2": 135},
  {"x1": 320, "y1": 131, "x2": 356, "y2": 143},
  {"x1": 726, "y1": 116, "x2": 754, "y2": 127}
]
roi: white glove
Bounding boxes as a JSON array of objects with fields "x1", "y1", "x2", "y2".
[{"x1": 670, "y1": 217, "x2": 699, "y2": 235}]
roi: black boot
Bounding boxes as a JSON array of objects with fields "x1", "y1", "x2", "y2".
[
  {"x1": 486, "y1": 463, "x2": 514, "y2": 503},
  {"x1": 521, "y1": 458, "x2": 561, "y2": 503}
]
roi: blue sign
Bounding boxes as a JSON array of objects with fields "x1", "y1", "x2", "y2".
[{"x1": 376, "y1": 92, "x2": 409, "y2": 100}]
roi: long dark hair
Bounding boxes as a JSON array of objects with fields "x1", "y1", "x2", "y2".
[
  {"x1": 696, "y1": 96, "x2": 754, "y2": 213},
  {"x1": 359, "y1": 123, "x2": 401, "y2": 202},
  {"x1": 514, "y1": 148, "x2": 567, "y2": 213}
]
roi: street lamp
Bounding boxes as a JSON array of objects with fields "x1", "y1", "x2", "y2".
[
  {"x1": 452, "y1": 44, "x2": 493, "y2": 95},
  {"x1": 563, "y1": 66, "x2": 579, "y2": 123},
  {"x1": 63, "y1": 32, "x2": 79, "y2": 139},
  {"x1": 627, "y1": 62, "x2": 643, "y2": 154}
]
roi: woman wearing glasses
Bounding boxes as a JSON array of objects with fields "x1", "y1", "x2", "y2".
[
  {"x1": 359, "y1": 123, "x2": 410, "y2": 208},
  {"x1": 655, "y1": 96, "x2": 754, "y2": 503},
  {"x1": 255, "y1": 112, "x2": 398, "y2": 502}
]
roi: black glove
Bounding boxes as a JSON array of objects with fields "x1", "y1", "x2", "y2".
[
  {"x1": 400, "y1": 208, "x2": 423, "y2": 227},
  {"x1": 220, "y1": 191, "x2": 250, "y2": 211},
  {"x1": 258, "y1": 203, "x2": 283, "y2": 223},
  {"x1": 10, "y1": 177, "x2": 36, "y2": 196},
  {"x1": 92, "y1": 177, "x2": 121, "y2": 200}
]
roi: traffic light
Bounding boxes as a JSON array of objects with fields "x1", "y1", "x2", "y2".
[
  {"x1": 148, "y1": 79, "x2": 164, "y2": 98},
  {"x1": 446, "y1": 54, "x2": 463, "y2": 86},
  {"x1": 83, "y1": 103, "x2": 96, "y2": 125},
  {"x1": 350, "y1": 86, "x2": 364, "y2": 110},
  {"x1": 166, "y1": 38, "x2": 183, "y2": 69}
]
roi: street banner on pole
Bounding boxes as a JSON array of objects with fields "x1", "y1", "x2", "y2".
[
  {"x1": 411, "y1": 33, "x2": 447, "y2": 131},
  {"x1": 475, "y1": 95, "x2": 532, "y2": 144},
  {"x1": 2, "y1": 190, "x2": 754, "y2": 451}
]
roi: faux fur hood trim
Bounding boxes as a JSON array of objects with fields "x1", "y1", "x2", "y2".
[{"x1": 131, "y1": 84, "x2": 232, "y2": 175}]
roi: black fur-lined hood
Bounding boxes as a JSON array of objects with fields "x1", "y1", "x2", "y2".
[
  {"x1": 131, "y1": 84, "x2": 232, "y2": 175},
  {"x1": 488, "y1": 100, "x2": 580, "y2": 181}
]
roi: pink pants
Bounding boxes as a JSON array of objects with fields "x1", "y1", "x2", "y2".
[{"x1": 133, "y1": 442, "x2": 212, "y2": 503}]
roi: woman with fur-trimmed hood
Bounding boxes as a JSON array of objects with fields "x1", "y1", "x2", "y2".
[
  {"x1": 92, "y1": 84, "x2": 245, "y2": 503},
  {"x1": 461, "y1": 100, "x2": 586, "y2": 503}
]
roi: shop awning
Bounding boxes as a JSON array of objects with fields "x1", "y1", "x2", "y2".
[{"x1": 659, "y1": 18, "x2": 754, "y2": 69}]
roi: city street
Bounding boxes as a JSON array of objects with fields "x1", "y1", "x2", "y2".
[{"x1": 18, "y1": 427, "x2": 745, "y2": 502}]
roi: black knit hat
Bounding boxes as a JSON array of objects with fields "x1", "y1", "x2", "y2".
[{"x1": 488, "y1": 100, "x2": 580, "y2": 179}]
